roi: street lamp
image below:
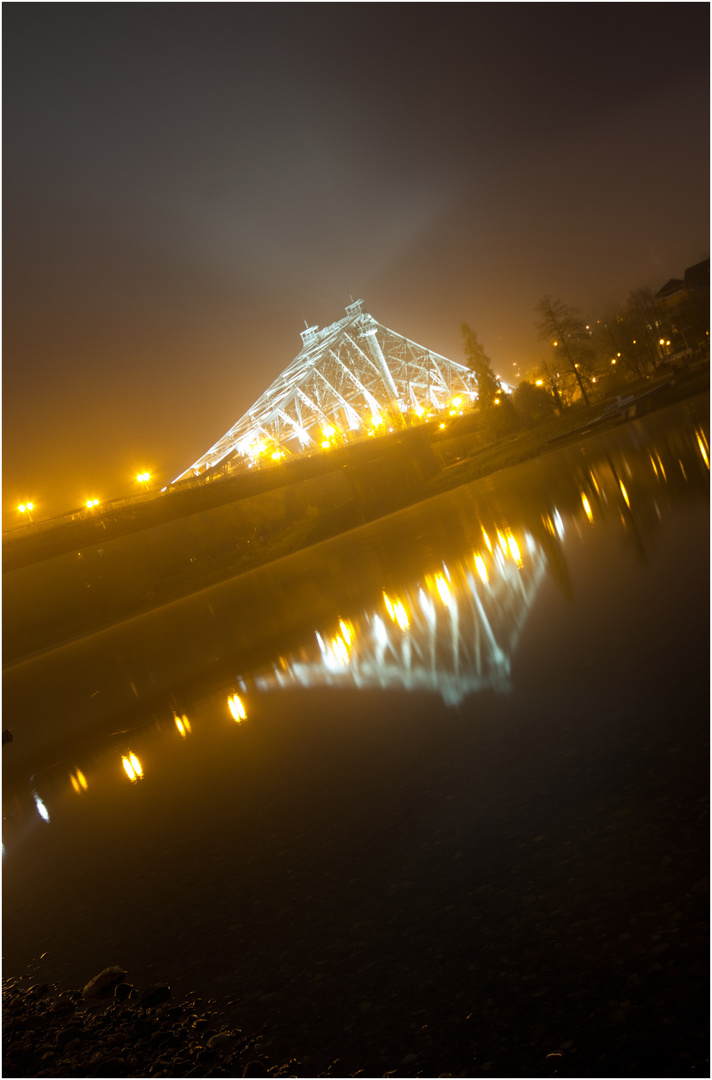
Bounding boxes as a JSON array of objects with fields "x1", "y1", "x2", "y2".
[
  {"x1": 18, "y1": 501, "x2": 35, "y2": 522},
  {"x1": 136, "y1": 472, "x2": 151, "y2": 492}
]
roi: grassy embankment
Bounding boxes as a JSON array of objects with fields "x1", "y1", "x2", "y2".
[{"x1": 424, "y1": 362, "x2": 710, "y2": 497}]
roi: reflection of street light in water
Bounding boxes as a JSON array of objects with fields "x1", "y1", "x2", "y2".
[{"x1": 228, "y1": 693, "x2": 246, "y2": 722}]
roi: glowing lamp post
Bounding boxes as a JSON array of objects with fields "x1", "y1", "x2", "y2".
[
  {"x1": 18, "y1": 501, "x2": 34, "y2": 523},
  {"x1": 136, "y1": 471, "x2": 151, "y2": 492}
]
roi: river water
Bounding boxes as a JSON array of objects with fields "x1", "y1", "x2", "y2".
[{"x1": 3, "y1": 399, "x2": 709, "y2": 1076}]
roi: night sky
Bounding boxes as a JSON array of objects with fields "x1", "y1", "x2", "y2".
[{"x1": 3, "y1": 5, "x2": 709, "y2": 523}]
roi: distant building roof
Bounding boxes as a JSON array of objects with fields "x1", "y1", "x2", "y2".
[
  {"x1": 684, "y1": 258, "x2": 710, "y2": 289},
  {"x1": 655, "y1": 258, "x2": 709, "y2": 303},
  {"x1": 656, "y1": 278, "x2": 684, "y2": 300}
]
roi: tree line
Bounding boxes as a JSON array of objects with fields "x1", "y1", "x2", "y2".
[{"x1": 462, "y1": 269, "x2": 709, "y2": 431}]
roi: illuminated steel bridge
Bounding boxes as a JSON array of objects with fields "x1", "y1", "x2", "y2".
[
  {"x1": 175, "y1": 300, "x2": 477, "y2": 482},
  {"x1": 250, "y1": 531, "x2": 548, "y2": 706}
]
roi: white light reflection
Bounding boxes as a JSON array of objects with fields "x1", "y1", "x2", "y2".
[
  {"x1": 554, "y1": 510, "x2": 565, "y2": 538},
  {"x1": 32, "y1": 790, "x2": 50, "y2": 822},
  {"x1": 254, "y1": 533, "x2": 547, "y2": 706}
]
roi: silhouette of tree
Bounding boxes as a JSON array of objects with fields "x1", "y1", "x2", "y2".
[
  {"x1": 534, "y1": 358, "x2": 567, "y2": 411},
  {"x1": 461, "y1": 324, "x2": 500, "y2": 412},
  {"x1": 512, "y1": 380, "x2": 558, "y2": 425},
  {"x1": 626, "y1": 287, "x2": 665, "y2": 370},
  {"x1": 535, "y1": 296, "x2": 595, "y2": 407}
]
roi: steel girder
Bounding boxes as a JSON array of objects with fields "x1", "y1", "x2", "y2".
[{"x1": 174, "y1": 300, "x2": 476, "y2": 482}]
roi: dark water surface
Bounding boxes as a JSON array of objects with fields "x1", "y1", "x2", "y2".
[{"x1": 3, "y1": 400, "x2": 709, "y2": 1077}]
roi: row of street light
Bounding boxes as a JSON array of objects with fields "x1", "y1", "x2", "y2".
[{"x1": 16, "y1": 473, "x2": 152, "y2": 525}]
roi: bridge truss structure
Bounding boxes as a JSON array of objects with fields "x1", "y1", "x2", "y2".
[
  {"x1": 250, "y1": 532, "x2": 547, "y2": 706},
  {"x1": 174, "y1": 300, "x2": 477, "y2": 482}
]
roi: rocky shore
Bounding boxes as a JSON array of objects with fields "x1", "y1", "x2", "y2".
[{"x1": 2, "y1": 969, "x2": 276, "y2": 1079}]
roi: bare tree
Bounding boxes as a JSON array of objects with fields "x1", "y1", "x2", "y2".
[
  {"x1": 626, "y1": 288, "x2": 665, "y2": 370},
  {"x1": 535, "y1": 358, "x2": 567, "y2": 412},
  {"x1": 535, "y1": 296, "x2": 596, "y2": 407}
]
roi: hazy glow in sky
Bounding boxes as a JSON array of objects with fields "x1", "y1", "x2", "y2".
[{"x1": 3, "y1": 6, "x2": 709, "y2": 522}]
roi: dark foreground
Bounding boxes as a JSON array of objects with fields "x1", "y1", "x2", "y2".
[
  {"x1": 2, "y1": 978, "x2": 271, "y2": 1078},
  {"x1": 4, "y1": 685, "x2": 709, "y2": 1078}
]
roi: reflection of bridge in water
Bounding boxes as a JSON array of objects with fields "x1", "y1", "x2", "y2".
[{"x1": 253, "y1": 528, "x2": 549, "y2": 706}]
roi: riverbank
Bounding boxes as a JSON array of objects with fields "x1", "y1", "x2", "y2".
[
  {"x1": 2, "y1": 974, "x2": 272, "y2": 1078},
  {"x1": 422, "y1": 362, "x2": 709, "y2": 497}
]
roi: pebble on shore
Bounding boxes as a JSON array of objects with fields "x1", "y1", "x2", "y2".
[{"x1": 2, "y1": 970, "x2": 272, "y2": 1079}]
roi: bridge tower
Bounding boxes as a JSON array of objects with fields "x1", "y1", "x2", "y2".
[{"x1": 174, "y1": 301, "x2": 476, "y2": 482}]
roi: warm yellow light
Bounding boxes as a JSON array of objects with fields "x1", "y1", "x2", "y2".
[
  {"x1": 71, "y1": 774, "x2": 80, "y2": 794},
  {"x1": 122, "y1": 755, "x2": 136, "y2": 781},
  {"x1": 452, "y1": 396, "x2": 462, "y2": 407},
  {"x1": 497, "y1": 530, "x2": 508, "y2": 555},
  {"x1": 174, "y1": 713, "x2": 186, "y2": 737},
  {"x1": 619, "y1": 480, "x2": 630, "y2": 508},
  {"x1": 439, "y1": 422, "x2": 446, "y2": 429},
  {"x1": 414, "y1": 405, "x2": 425, "y2": 417},
  {"x1": 129, "y1": 753, "x2": 143, "y2": 777},
  {"x1": 383, "y1": 592, "x2": 395, "y2": 619},
  {"x1": 481, "y1": 527, "x2": 492, "y2": 552},
  {"x1": 535, "y1": 379, "x2": 543, "y2": 387},
  {"x1": 371, "y1": 414, "x2": 384, "y2": 428},
  {"x1": 136, "y1": 472, "x2": 151, "y2": 484},
  {"x1": 507, "y1": 534, "x2": 521, "y2": 563},
  {"x1": 86, "y1": 498, "x2": 99, "y2": 508},
  {"x1": 435, "y1": 574, "x2": 451, "y2": 606},
  {"x1": 475, "y1": 554, "x2": 488, "y2": 584},
  {"x1": 581, "y1": 493, "x2": 593, "y2": 522},
  {"x1": 322, "y1": 425, "x2": 335, "y2": 439},
  {"x1": 393, "y1": 601, "x2": 409, "y2": 631},
  {"x1": 696, "y1": 433, "x2": 709, "y2": 469},
  {"x1": 321, "y1": 440, "x2": 331, "y2": 449},
  {"x1": 271, "y1": 450, "x2": 284, "y2": 461},
  {"x1": 18, "y1": 502, "x2": 35, "y2": 514},
  {"x1": 228, "y1": 693, "x2": 246, "y2": 722},
  {"x1": 611, "y1": 359, "x2": 616, "y2": 365},
  {"x1": 339, "y1": 620, "x2": 353, "y2": 646}
]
